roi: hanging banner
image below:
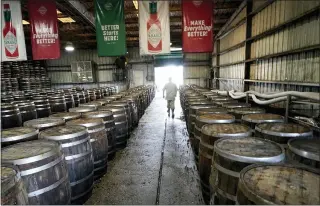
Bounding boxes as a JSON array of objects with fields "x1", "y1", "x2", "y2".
[
  {"x1": 183, "y1": 0, "x2": 213, "y2": 53},
  {"x1": 95, "y1": 0, "x2": 126, "y2": 56},
  {"x1": 139, "y1": 1, "x2": 170, "y2": 55},
  {"x1": 1, "y1": 1, "x2": 27, "y2": 61},
  {"x1": 28, "y1": 0, "x2": 60, "y2": 60}
]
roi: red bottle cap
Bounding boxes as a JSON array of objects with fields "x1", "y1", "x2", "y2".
[{"x1": 3, "y1": 4, "x2": 10, "y2": 9}]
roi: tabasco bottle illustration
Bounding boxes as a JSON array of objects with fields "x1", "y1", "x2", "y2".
[
  {"x1": 2, "y1": 3, "x2": 19, "y2": 59},
  {"x1": 147, "y1": 1, "x2": 162, "y2": 53}
]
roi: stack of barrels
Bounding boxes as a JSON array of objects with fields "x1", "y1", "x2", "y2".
[
  {"x1": 1, "y1": 85, "x2": 155, "y2": 205},
  {"x1": 179, "y1": 84, "x2": 319, "y2": 205}
]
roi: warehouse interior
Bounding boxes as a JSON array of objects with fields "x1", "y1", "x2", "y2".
[{"x1": 1, "y1": 0, "x2": 320, "y2": 205}]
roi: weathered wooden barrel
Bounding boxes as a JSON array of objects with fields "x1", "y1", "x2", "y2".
[
  {"x1": 50, "y1": 112, "x2": 81, "y2": 122},
  {"x1": 48, "y1": 95, "x2": 67, "y2": 113},
  {"x1": 122, "y1": 97, "x2": 139, "y2": 127},
  {"x1": 223, "y1": 103, "x2": 251, "y2": 111},
  {"x1": 24, "y1": 117, "x2": 65, "y2": 131},
  {"x1": 211, "y1": 137, "x2": 285, "y2": 205},
  {"x1": 194, "y1": 113, "x2": 235, "y2": 165},
  {"x1": 92, "y1": 100, "x2": 108, "y2": 106},
  {"x1": 1, "y1": 103, "x2": 22, "y2": 129},
  {"x1": 211, "y1": 97, "x2": 237, "y2": 106},
  {"x1": 1, "y1": 140, "x2": 71, "y2": 204},
  {"x1": 79, "y1": 102, "x2": 101, "y2": 110},
  {"x1": 71, "y1": 92, "x2": 80, "y2": 107},
  {"x1": 78, "y1": 92, "x2": 86, "y2": 104},
  {"x1": 116, "y1": 99, "x2": 136, "y2": 130},
  {"x1": 13, "y1": 101, "x2": 37, "y2": 123},
  {"x1": 99, "y1": 106, "x2": 128, "y2": 150},
  {"x1": 39, "y1": 125, "x2": 94, "y2": 204},
  {"x1": 110, "y1": 102, "x2": 132, "y2": 134},
  {"x1": 83, "y1": 111, "x2": 117, "y2": 160},
  {"x1": 229, "y1": 107, "x2": 265, "y2": 121},
  {"x1": 186, "y1": 101, "x2": 212, "y2": 132},
  {"x1": 94, "y1": 89, "x2": 102, "y2": 99},
  {"x1": 199, "y1": 123, "x2": 251, "y2": 204},
  {"x1": 64, "y1": 93, "x2": 75, "y2": 111},
  {"x1": 184, "y1": 97, "x2": 207, "y2": 117},
  {"x1": 287, "y1": 139, "x2": 320, "y2": 169},
  {"x1": 196, "y1": 107, "x2": 228, "y2": 116},
  {"x1": 1, "y1": 127, "x2": 39, "y2": 147},
  {"x1": 67, "y1": 118, "x2": 108, "y2": 180},
  {"x1": 1, "y1": 165, "x2": 29, "y2": 205},
  {"x1": 69, "y1": 106, "x2": 97, "y2": 116},
  {"x1": 236, "y1": 164, "x2": 320, "y2": 205},
  {"x1": 255, "y1": 123, "x2": 313, "y2": 148},
  {"x1": 87, "y1": 90, "x2": 96, "y2": 101},
  {"x1": 32, "y1": 96, "x2": 51, "y2": 118},
  {"x1": 242, "y1": 113, "x2": 284, "y2": 133}
]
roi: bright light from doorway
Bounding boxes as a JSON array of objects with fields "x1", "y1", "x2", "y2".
[{"x1": 155, "y1": 65, "x2": 183, "y2": 92}]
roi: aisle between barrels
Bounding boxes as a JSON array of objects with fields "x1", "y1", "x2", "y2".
[{"x1": 86, "y1": 93, "x2": 203, "y2": 205}]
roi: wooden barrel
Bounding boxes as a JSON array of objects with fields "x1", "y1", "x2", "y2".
[
  {"x1": 99, "y1": 106, "x2": 128, "y2": 150},
  {"x1": 223, "y1": 103, "x2": 251, "y2": 111},
  {"x1": 71, "y1": 92, "x2": 80, "y2": 107},
  {"x1": 1, "y1": 165, "x2": 29, "y2": 205},
  {"x1": 39, "y1": 125, "x2": 94, "y2": 204},
  {"x1": 92, "y1": 100, "x2": 108, "y2": 106},
  {"x1": 64, "y1": 93, "x2": 75, "y2": 111},
  {"x1": 110, "y1": 102, "x2": 132, "y2": 134},
  {"x1": 49, "y1": 95, "x2": 67, "y2": 113},
  {"x1": 1, "y1": 127, "x2": 39, "y2": 147},
  {"x1": 83, "y1": 111, "x2": 117, "y2": 161},
  {"x1": 229, "y1": 107, "x2": 265, "y2": 121},
  {"x1": 255, "y1": 123, "x2": 313, "y2": 147},
  {"x1": 1, "y1": 103, "x2": 22, "y2": 129},
  {"x1": 196, "y1": 107, "x2": 228, "y2": 116},
  {"x1": 236, "y1": 164, "x2": 320, "y2": 205},
  {"x1": 122, "y1": 97, "x2": 139, "y2": 127},
  {"x1": 69, "y1": 106, "x2": 97, "y2": 116},
  {"x1": 188, "y1": 105, "x2": 216, "y2": 143},
  {"x1": 32, "y1": 96, "x2": 51, "y2": 118},
  {"x1": 200, "y1": 123, "x2": 251, "y2": 204},
  {"x1": 67, "y1": 118, "x2": 108, "y2": 180},
  {"x1": 24, "y1": 117, "x2": 65, "y2": 131},
  {"x1": 13, "y1": 101, "x2": 37, "y2": 123},
  {"x1": 79, "y1": 102, "x2": 101, "y2": 109},
  {"x1": 242, "y1": 113, "x2": 284, "y2": 133},
  {"x1": 186, "y1": 101, "x2": 212, "y2": 132},
  {"x1": 194, "y1": 113, "x2": 235, "y2": 165},
  {"x1": 50, "y1": 112, "x2": 81, "y2": 122},
  {"x1": 211, "y1": 137, "x2": 285, "y2": 205},
  {"x1": 1, "y1": 140, "x2": 71, "y2": 204},
  {"x1": 287, "y1": 139, "x2": 320, "y2": 169}
]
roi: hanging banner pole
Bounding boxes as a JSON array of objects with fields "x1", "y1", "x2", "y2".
[
  {"x1": 139, "y1": 1, "x2": 170, "y2": 55},
  {"x1": 28, "y1": 0, "x2": 60, "y2": 60},
  {"x1": 1, "y1": 1, "x2": 27, "y2": 61},
  {"x1": 95, "y1": 0, "x2": 126, "y2": 56},
  {"x1": 182, "y1": 0, "x2": 213, "y2": 53}
]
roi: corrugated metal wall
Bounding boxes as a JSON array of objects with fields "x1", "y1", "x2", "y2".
[
  {"x1": 213, "y1": 0, "x2": 320, "y2": 114},
  {"x1": 183, "y1": 53, "x2": 211, "y2": 87}
]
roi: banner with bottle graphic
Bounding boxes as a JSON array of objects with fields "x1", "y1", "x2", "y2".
[
  {"x1": 139, "y1": 1, "x2": 170, "y2": 55},
  {"x1": 1, "y1": 1, "x2": 27, "y2": 61},
  {"x1": 28, "y1": 0, "x2": 60, "y2": 60},
  {"x1": 182, "y1": 0, "x2": 213, "y2": 53},
  {"x1": 95, "y1": 0, "x2": 126, "y2": 56}
]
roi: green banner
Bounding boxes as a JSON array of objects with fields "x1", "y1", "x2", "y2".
[{"x1": 95, "y1": 0, "x2": 126, "y2": 56}]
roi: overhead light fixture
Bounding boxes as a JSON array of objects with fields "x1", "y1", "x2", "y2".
[
  {"x1": 65, "y1": 42, "x2": 74, "y2": 52},
  {"x1": 58, "y1": 17, "x2": 75, "y2": 23},
  {"x1": 22, "y1": 20, "x2": 29, "y2": 25},
  {"x1": 133, "y1": 0, "x2": 138, "y2": 10},
  {"x1": 170, "y1": 47, "x2": 182, "y2": 51}
]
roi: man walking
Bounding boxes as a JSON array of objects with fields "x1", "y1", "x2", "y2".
[{"x1": 163, "y1": 77, "x2": 178, "y2": 118}]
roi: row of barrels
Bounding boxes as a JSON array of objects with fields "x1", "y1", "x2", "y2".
[
  {"x1": 0, "y1": 86, "x2": 118, "y2": 129},
  {"x1": 179, "y1": 84, "x2": 319, "y2": 205},
  {"x1": 1, "y1": 85, "x2": 156, "y2": 205}
]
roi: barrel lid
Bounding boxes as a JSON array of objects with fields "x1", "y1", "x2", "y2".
[
  {"x1": 69, "y1": 106, "x2": 96, "y2": 113},
  {"x1": 189, "y1": 105, "x2": 216, "y2": 110},
  {"x1": 50, "y1": 112, "x2": 81, "y2": 121},
  {"x1": 196, "y1": 113, "x2": 235, "y2": 124},
  {"x1": 239, "y1": 164, "x2": 320, "y2": 205},
  {"x1": 214, "y1": 137, "x2": 284, "y2": 163},
  {"x1": 231, "y1": 107, "x2": 265, "y2": 115},
  {"x1": 196, "y1": 107, "x2": 228, "y2": 115},
  {"x1": 242, "y1": 113, "x2": 284, "y2": 123},
  {"x1": 92, "y1": 100, "x2": 108, "y2": 105},
  {"x1": 67, "y1": 118, "x2": 104, "y2": 128},
  {"x1": 40, "y1": 125, "x2": 87, "y2": 140},
  {"x1": 24, "y1": 117, "x2": 65, "y2": 129},
  {"x1": 99, "y1": 106, "x2": 124, "y2": 112},
  {"x1": 1, "y1": 166, "x2": 19, "y2": 184},
  {"x1": 188, "y1": 101, "x2": 211, "y2": 106},
  {"x1": 109, "y1": 102, "x2": 127, "y2": 107},
  {"x1": 83, "y1": 110, "x2": 113, "y2": 118},
  {"x1": 79, "y1": 102, "x2": 100, "y2": 107},
  {"x1": 214, "y1": 100, "x2": 238, "y2": 106},
  {"x1": 1, "y1": 127, "x2": 39, "y2": 142},
  {"x1": 223, "y1": 103, "x2": 251, "y2": 109},
  {"x1": 202, "y1": 123, "x2": 251, "y2": 138},
  {"x1": 288, "y1": 139, "x2": 320, "y2": 161},
  {"x1": 255, "y1": 123, "x2": 312, "y2": 138},
  {"x1": 211, "y1": 97, "x2": 232, "y2": 101},
  {"x1": 1, "y1": 140, "x2": 61, "y2": 165}
]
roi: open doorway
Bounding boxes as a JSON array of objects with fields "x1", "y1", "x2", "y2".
[{"x1": 154, "y1": 65, "x2": 183, "y2": 93}]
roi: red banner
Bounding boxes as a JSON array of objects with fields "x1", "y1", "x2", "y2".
[
  {"x1": 28, "y1": 0, "x2": 60, "y2": 60},
  {"x1": 182, "y1": 0, "x2": 213, "y2": 53}
]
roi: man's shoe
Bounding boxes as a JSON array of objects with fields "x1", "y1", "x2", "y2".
[
  {"x1": 172, "y1": 113, "x2": 174, "y2": 119},
  {"x1": 168, "y1": 113, "x2": 170, "y2": 117}
]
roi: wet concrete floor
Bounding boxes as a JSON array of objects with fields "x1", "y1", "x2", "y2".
[{"x1": 86, "y1": 93, "x2": 204, "y2": 205}]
